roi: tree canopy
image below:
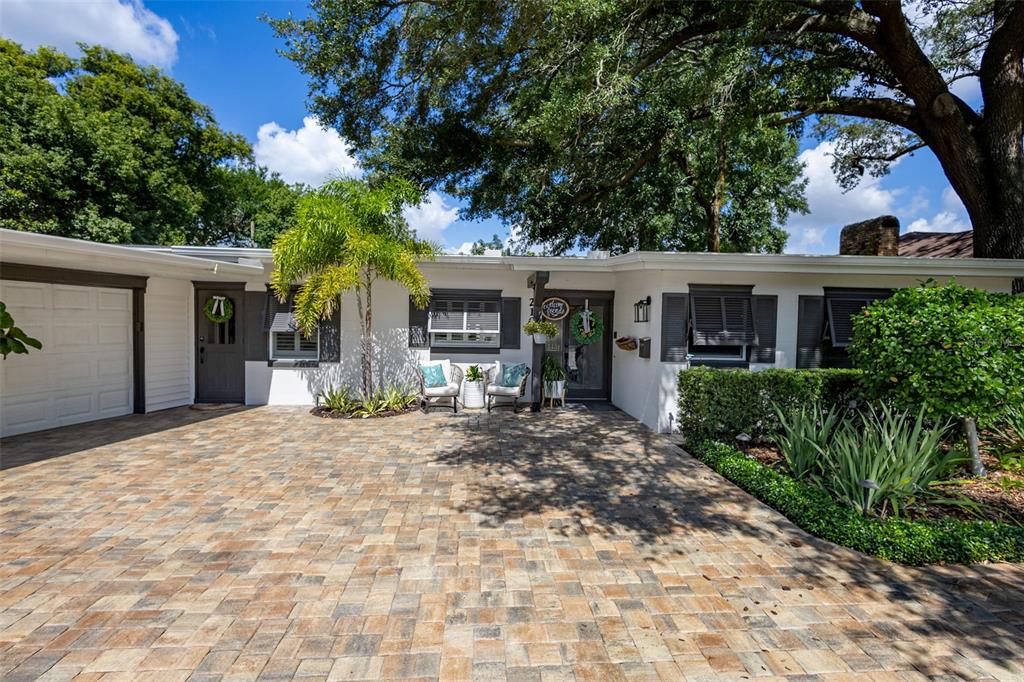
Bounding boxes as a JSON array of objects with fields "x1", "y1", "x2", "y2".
[
  {"x1": 270, "y1": 0, "x2": 1023, "y2": 258},
  {"x1": 0, "y1": 40, "x2": 301, "y2": 246},
  {"x1": 269, "y1": 1, "x2": 809, "y2": 254}
]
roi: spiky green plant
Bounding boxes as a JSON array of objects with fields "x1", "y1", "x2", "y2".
[
  {"x1": 271, "y1": 177, "x2": 438, "y2": 394},
  {"x1": 772, "y1": 401, "x2": 841, "y2": 481},
  {"x1": 821, "y1": 406, "x2": 958, "y2": 517},
  {"x1": 321, "y1": 385, "x2": 359, "y2": 413}
]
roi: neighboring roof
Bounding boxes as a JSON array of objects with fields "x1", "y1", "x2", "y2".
[{"x1": 899, "y1": 230, "x2": 973, "y2": 258}]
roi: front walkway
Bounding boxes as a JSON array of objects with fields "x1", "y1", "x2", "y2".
[{"x1": 1, "y1": 407, "x2": 1022, "y2": 681}]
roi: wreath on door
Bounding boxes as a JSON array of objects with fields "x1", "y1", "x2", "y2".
[
  {"x1": 203, "y1": 296, "x2": 234, "y2": 323},
  {"x1": 569, "y1": 309, "x2": 603, "y2": 345}
]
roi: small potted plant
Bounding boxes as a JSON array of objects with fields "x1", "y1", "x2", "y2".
[
  {"x1": 463, "y1": 364, "x2": 485, "y2": 409},
  {"x1": 542, "y1": 355, "x2": 566, "y2": 402},
  {"x1": 523, "y1": 318, "x2": 559, "y2": 345}
]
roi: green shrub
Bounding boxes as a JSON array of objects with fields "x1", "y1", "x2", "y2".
[
  {"x1": 689, "y1": 439, "x2": 1024, "y2": 565},
  {"x1": 772, "y1": 401, "x2": 840, "y2": 480},
  {"x1": 851, "y1": 281, "x2": 1024, "y2": 427},
  {"x1": 821, "y1": 407, "x2": 957, "y2": 517},
  {"x1": 677, "y1": 367, "x2": 862, "y2": 443},
  {"x1": 987, "y1": 405, "x2": 1024, "y2": 457}
]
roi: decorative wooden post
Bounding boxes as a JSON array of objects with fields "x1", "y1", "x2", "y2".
[{"x1": 527, "y1": 271, "x2": 549, "y2": 412}]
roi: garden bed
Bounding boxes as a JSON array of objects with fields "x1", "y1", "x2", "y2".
[
  {"x1": 311, "y1": 405, "x2": 418, "y2": 420},
  {"x1": 737, "y1": 442, "x2": 1024, "y2": 524},
  {"x1": 687, "y1": 439, "x2": 1024, "y2": 565}
]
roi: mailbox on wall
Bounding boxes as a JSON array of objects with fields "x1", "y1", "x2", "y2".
[{"x1": 638, "y1": 337, "x2": 651, "y2": 359}]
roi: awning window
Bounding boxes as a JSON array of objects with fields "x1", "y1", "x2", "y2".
[
  {"x1": 824, "y1": 288, "x2": 891, "y2": 347},
  {"x1": 688, "y1": 285, "x2": 757, "y2": 346}
]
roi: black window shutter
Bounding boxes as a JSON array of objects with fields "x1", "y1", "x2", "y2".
[
  {"x1": 409, "y1": 296, "x2": 429, "y2": 348},
  {"x1": 319, "y1": 301, "x2": 341, "y2": 362},
  {"x1": 500, "y1": 297, "x2": 521, "y2": 349},
  {"x1": 661, "y1": 293, "x2": 689, "y2": 361},
  {"x1": 750, "y1": 295, "x2": 777, "y2": 363},
  {"x1": 264, "y1": 288, "x2": 292, "y2": 330},
  {"x1": 796, "y1": 295, "x2": 825, "y2": 369},
  {"x1": 244, "y1": 291, "x2": 269, "y2": 361}
]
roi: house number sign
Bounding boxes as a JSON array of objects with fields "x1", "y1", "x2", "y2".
[{"x1": 541, "y1": 297, "x2": 570, "y2": 320}]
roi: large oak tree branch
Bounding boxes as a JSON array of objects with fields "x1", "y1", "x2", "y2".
[{"x1": 570, "y1": 135, "x2": 665, "y2": 205}]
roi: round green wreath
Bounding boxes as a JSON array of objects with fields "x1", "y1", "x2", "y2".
[
  {"x1": 569, "y1": 309, "x2": 604, "y2": 345},
  {"x1": 203, "y1": 296, "x2": 234, "y2": 323}
]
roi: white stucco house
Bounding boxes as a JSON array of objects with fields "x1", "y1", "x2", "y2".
[{"x1": 1, "y1": 224, "x2": 1021, "y2": 438}]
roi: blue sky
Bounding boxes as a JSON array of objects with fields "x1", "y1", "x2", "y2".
[{"x1": 1, "y1": 0, "x2": 974, "y2": 254}]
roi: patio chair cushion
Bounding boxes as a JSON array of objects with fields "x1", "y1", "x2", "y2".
[
  {"x1": 419, "y1": 363, "x2": 447, "y2": 389},
  {"x1": 424, "y1": 383, "x2": 460, "y2": 397},
  {"x1": 419, "y1": 359, "x2": 453, "y2": 384},
  {"x1": 486, "y1": 384, "x2": 521, "y2": 397},
  {"x1": 498, "y1": 362, "x2": 528, "y2": 387}
]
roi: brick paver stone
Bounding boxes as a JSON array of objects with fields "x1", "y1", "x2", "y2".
[{"x1": 1, "y1": 406, "x2": 1022, "y2": 680}]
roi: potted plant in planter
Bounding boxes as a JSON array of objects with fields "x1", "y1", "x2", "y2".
[
  {"x1": 542, "y1": 355, "x2": 566, "y2": 403},
  {"x1": 463, "y1": 364, "x2": 485, "y2": 409},
  {"x1": 523, "y1": 318, "x2": 559, "y2": 345}
]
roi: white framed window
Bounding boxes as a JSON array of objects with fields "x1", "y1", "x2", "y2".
[
  {"x1": 270, "y1": 329, "x2": 319, "y2": 360},
  {"x1": 428, "y1": 298, "x2": 500, "y2": 349}
]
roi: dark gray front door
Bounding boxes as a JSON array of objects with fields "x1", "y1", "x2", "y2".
[
  {"x1": 542, "y1": 292, "x2": 613, "y2": 400},
  {"x1": 195, "y1": 285, "x2": 245, "y2": 403}
]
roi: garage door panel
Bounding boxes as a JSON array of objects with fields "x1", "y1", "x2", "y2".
[
  {"x1": 97, "y1": 323, "x2": 130, "y2": 346},
  {"x1": 2, "y1": 396, "x2": 53, "y2": 435},
  {"x1": 53, "y1": 286, "x2": 93, "y2": 310},
  {"x1": 1, "y1": 281, "x2": 134, "y2": 437},
  {"x1": 55, "y1": 393, "x2": 95, "y2": 421},
  {"x1": 98, "y1": 388, "x2": 130, "y2": 413}
]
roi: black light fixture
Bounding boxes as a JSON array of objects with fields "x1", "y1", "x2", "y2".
[{"x1": 633, "y1": 296, "x2": 651, "y2": 323}]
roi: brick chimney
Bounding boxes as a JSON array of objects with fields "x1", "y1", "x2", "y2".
[{"x1": 839, "y1": 215, "x2": 900, "y2": 256}]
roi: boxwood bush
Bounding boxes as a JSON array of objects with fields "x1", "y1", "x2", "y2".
[
  {"x1": 690, "y1": 439, "x2": 1024, "y2": 565},
  {"x1": 677, "y1": 368, "x2": 862, "y2": 443}
]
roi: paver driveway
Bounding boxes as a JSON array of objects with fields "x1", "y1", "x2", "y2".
[{"x1": 1, "y1": 406, "x2": 1022, "y2": 681}]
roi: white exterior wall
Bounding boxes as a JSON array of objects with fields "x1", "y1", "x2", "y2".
[
  {"x1": 144, "y1": 277, "x2": 194, "y2": 412},
  {"x1": 236, "y1": 259, "x2": 1015, "y2": 434},
  {"x1": 245, "y1": 265, "x2": 536, "y2": 405}
]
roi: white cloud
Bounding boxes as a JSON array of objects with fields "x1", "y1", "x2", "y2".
[
  {"x1": 450, "y1": 242, "x2": 476, "y2": 255},
  {"x1": 784, "y1": 140, "x2": 902, "y2": 254},
  {"x1": 403, "y1": 191, "x2": 459, "y2": 244},
  {"x1": 253, "y1": 116, "x2": 359, "y2": 187},
  {"x1": 905, "y1": 211, "x2": 970, "y2": 233},
  {"x1": 0, "y1": 0, "x2": 178, "y2": 67}
]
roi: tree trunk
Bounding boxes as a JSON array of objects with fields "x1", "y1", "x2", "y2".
[
  {"x1": 706, "y1": 138, "x2": 727, "y2": 253},
  {"x1": 963, "y1": 417, "x2": 986, "y2": 477}
]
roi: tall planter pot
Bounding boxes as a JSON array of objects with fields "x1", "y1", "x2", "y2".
[
  {"x1": 463, "y1": 380, "x2": 485, "y2": 409},
  {"x1": 544, "y1": 380, "x2": 565, "y2": 401}
]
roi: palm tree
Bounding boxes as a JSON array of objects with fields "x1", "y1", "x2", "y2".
[{"x1": 271, "y1": 178, "x2": 438, "y2": 394}]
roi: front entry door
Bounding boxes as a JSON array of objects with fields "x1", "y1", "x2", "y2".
[
  {"x1": 543, "y1": 292, "x2": 613, "y2": 400},
  {"x1": 194, "y1": 285, "x2": 245, "y2": 403}
]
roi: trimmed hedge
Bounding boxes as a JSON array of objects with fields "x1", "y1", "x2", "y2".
[
  {"x1": 690, "y1": 439, "x2": 1024, "y2": 565},
  {"x1": 677, "y1": 368, "x2": 862, "y2": 443}
]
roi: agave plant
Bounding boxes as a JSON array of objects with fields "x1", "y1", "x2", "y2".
[
  {"x1": 321, "y1": 385, "x2": 359, "y2": 413},
  {"x1": 772, "y1": 401, "x2": 841, "y2": 481},
  {"x1": 821, "y1": 405, "x2": 958, "y2": 517}
]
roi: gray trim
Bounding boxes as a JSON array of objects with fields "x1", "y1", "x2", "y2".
[
  {"x1": 409, "y1": 297, "x2": 429, "y2": 348},
  {"x1": 750, "y1": 295, "x2": 778, "y2": 363},
  {"x1": 132, "y1": 289, "x2": 145, "y2": 414},
  {"x1": 1, "y1": 262, "x2": 147, "y2": 290},
  {"x1": 431, "y1": 288, "x2": 502, "y2": 301},
  {"x1": 660, "y1": 293, "x2": 689, "y2": 362},
  {"x1": 243, "y1": 291, "x2": 269, "y2": 362},
  {"x1": 687, "y1": 284, "x2": 754, "y2": 295},
  {"x1": 796, "y1": 295, "x2": 825, "y2": 369},
  {"x1": 500, "y1": 297, "x2": 521, "y2": 349}
]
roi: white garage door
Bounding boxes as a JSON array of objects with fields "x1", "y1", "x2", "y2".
[{"x1": 1, "y1": 280, "x2": 133, "y2": 437}]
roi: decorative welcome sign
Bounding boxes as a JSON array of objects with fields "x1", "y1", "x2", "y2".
[{"x1": 541, "y1": 296, "x2": 569, "y2": 320}]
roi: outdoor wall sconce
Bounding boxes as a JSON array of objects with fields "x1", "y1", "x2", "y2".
[{"x1": 633, "y1": 296, "x2": 651, "y2": 323}]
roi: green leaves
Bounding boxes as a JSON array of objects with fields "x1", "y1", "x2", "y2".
[
  {"x1": 691, "y1": 439, "x2": 1024, "y2": 566},
  {"x1": 0, "y1": 302, "x2": 43, "y2": 359},
  {"x1": 850, "y1": 281, "x2": 1024, "y2": 427}
]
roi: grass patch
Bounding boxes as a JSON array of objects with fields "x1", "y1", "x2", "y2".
[{"x1": 688, "y1": 439, "x2": 1024, "y2": 565}]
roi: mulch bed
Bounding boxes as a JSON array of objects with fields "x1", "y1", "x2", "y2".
[
  {"x1": 736, "y1": 442, "x2": 1024, "y2": 525},
  {"x1": 310, "y1": 405, "x2": 419, "y2": 420}
]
